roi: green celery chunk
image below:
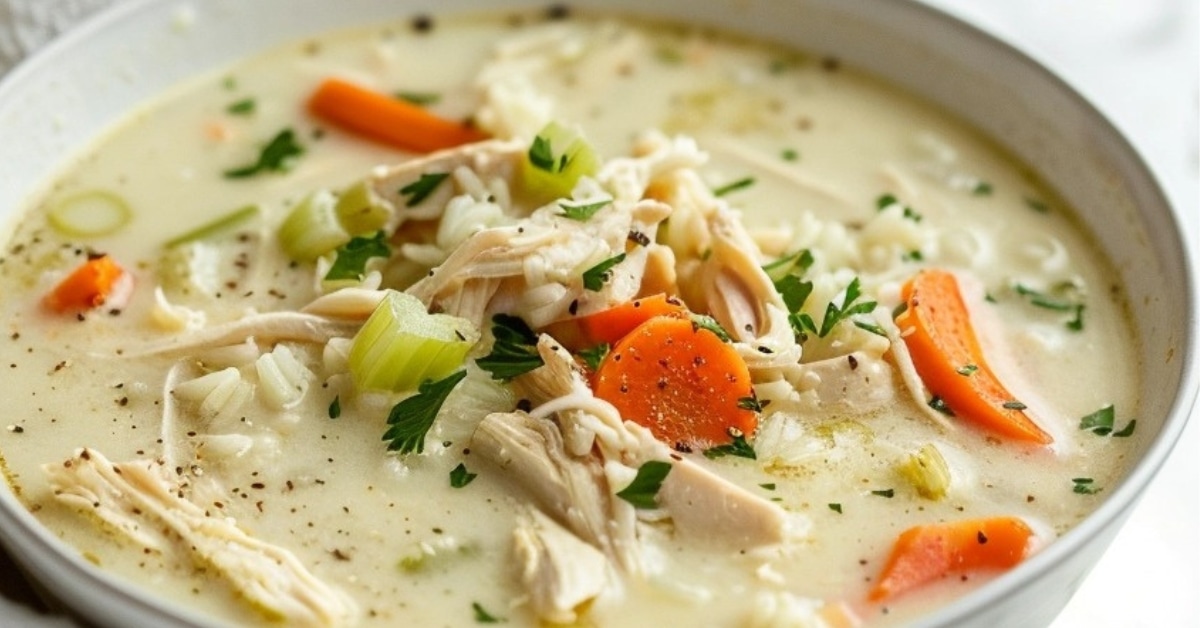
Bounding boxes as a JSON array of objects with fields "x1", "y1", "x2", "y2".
[
  {"x1": 278, "y1": 189, "x2": 350, "y2": 262},
  {"x1": 349, "y1": 291, "x2": 480, "y2": 392}
]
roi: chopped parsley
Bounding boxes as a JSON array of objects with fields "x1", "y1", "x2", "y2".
[
  {"x1": 689, "y1": 313, "x2": 732, "y2": 342},
  {"x1": 798, "y1": 277, "x2": 878, "y2": 338},
  {"x1": 558, "y1": 198, "x2": 611, "y2": 221},
  {"x1": 527, "y1": 134, "x2": 561, "y2": 172},
  {"x1": 781, "y1": 148, "x2": 800, "y2": 161},
  {"x1": 763, "y1": 249, "x2": 814, "y2": 283},
  {"x1": 737, "y1": 396, "x2": 765, "y2": 412},
  {"x1": 928, "y1": 396, "x2": 954, "y2": 416},
  {"x1": 1002, "y1": 401, "x2": 1028, "y2": 410},
  {"x1": 703, "y1": 434, "x2": 757, "y2": 460},
  {"x1": 449, "y1": 463, "x2": 478, "y2": 488},
  {"x1": 972, "y1": 181, "x2": 994, "y2": 196},
  {"x1": 324, "y1": 231, "x2": 390, "y2": 281},
  {"x1": 759, "y1": 483, "x2": 777, "y2": 491},
  {"x1": 1072, "y1": 477, "x2": 1100, "y2": 495},
  {"x1": 476, "y1": 314, "x2": 543, "y2": 381},
  {"x1": 876, "y1": 193, "x2": 923, "y2": 222},
  {"x1": 582, "y1": 253, "x2": 626, "y2": 291},
  {"x1": 395, "y1": 91, "x2": 441, "y2": 106},
  {"x1": 471, "y1": 602, "x2": 504, "y2": 623},
  {"x1": 1025, "y1": 197, "x2": 1050, "y2": 213},
  {"x1": 399, "y1": 172, "x2": 450, "y2": 207},
  {"x1": 956, "y1": 364, "x2": 979, "y2": 376},
  {"x1": 870, "y1": 488, "x2": 895, "y2": 498},
  {"x1": 382, "y1": 370, "x2": 467, "y2": 454},
  {"x1": 828, "y1": 503, "x2": 843, "y2": 514},
  {"x1": 226, "y1": 98, "x2": 256, "y2": 115},
  {"x1": 578, "y1": 343, "x2": 610, "y2": 371},
  {"x1": 713, "y1": 176, "x2": 756, "y2": 197},
  {"x1": 223, "y1": 128, "x2": 304, "y2": 178},
  {"x1": 616, "y1": 460, "x2": 673, "y2": 509},
  {"x1": 328, "y1": 395, "x2": 341, "y2": 419},
  {"x1": 1012, "y1": 282, "x2": 1086, "y2": 331},
  {"x1": 1079, "y1": 405, "x2": 1136, "y2": 437}
]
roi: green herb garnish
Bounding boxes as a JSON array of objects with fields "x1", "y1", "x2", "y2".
[
  {"x1": 399, "y1": 172, "x2": 450, "y2": 207},
  {"x1": 396, "y1": 91, "x2": 441, "y2": 106},
  {"x1": 799, "y1": 277, "x2": 877, "y2": 338},
  {"x1": 703, "y1": 434, "x2": 757, "y2": 460},
  {"x1": 737, "y1": 396, "x2": 765, "y2": 413},
  {"x1": 1079, "y1": 405, "x2": 1136, "y2": 437},
  {"x1": 472, "y1": 601, "x2": 504, "y2": 623},
  {"x1": 972, "y1": 181, "x2": 994, "y2": 196},
  {"x1": 1072, "y1": 477, "x2": 1100, "y2": 495},
  {"x1": 713, "y1": 176, "x2": 755, "y2": 197},
  {"x1": 875, "y1": 193, "x2": 923, "y2": 221},
  {"x1": 527, "y1": 134, "x2": 559, "y2": 172},
  {"x1": 689, "y1": 313, "x2": 732, "y2": 342},
  {"x1": 956, "y1": 364, "x2": 979, "y2": 376},
  {"x1": 324, "y1": 231, "x2": 391, "y2": 281},
  {"x1": 616, "y1": 460, "x2": 673, "y2": 509},
  {"x1": 781, "y1": 148, "x2": 800, "y2": 161},
  {"x1": 929, "y1": 396, "x2": 954, "y2": 416},
  {"x1": 558, "y1": 199, "x2": 611, "y2": 221},
  {"x1": 1002, "y1": 401, "x2": 1028, "y2": 410},
  {"x1": 224, "y1": 128, "x2": 304, "y2": 178},
  {"x1": 871, "y1": 488, "x2": 895, "y2": 498},
  {"x1": 582, "y1": 253, "x2": 626, "y2": 291},
  {"x1": 226, "y1": 98, "x2": 256, "y2": 115},
  {"x1": 382, "y1": 370, "x2": 467, "y2": 454},
  {"x1": 450, "y1": 463, "x2": 478, "y2": 488},
  {"x1": 328, "y1": 395, "x2": 341, "y2": 419},
  {"x1": 476, "y1": 314, "x2": 543, "y2": 381},
  {"x1": 578, "y1": 343, "x2": 610, "y2": 371},
  {"x1": 760, "y1": 483, "x2": 777, "y2": 491},
  {"x1": 828, "y1": 503, "x2": 843, "y2": 513}
]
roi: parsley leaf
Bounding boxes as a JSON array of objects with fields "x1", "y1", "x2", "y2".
[
  {"x1": 1080, "y1": 405, "x2": 1136, "y2": 437},
  {"x1": 582, "y1": 253, "x2": 625, "y2": 291},
  {"x1": 382, "y1": 370, "x2": 467, "y2": 454},
  {"x1": 762, "y1": 249, "x2": 814, "y2": 283},
  {"x1": 713, "y1": 176, "x2": 755, "y2": 197},
  {"x1": 972, "y1": 181, "x2": 994, "y2": 196},
  {"x1": 689, "y1": 313, "x2": 732, "y2": 342},
  {"x1": 1002, "y1": 401, "x2": 1028, "y2": 410},
  {"x1": 558, "y1": 199, "x2": 611, "y2": 221},
  {"x1": 871, "y1": 488, "x2": 895, "y2": 498},
  {"x1": 828, "y1": 503, "x2": 843, "y2": 513},
  {"x1": 809, "y1": 277, "x2": 877, "y2": 338},
  {"x1": 395, "y1": 91, "x2": 441, "y2": 106},
  {"x1": 224, "y1": 128, "x2": 304, "y2": 178},
  {"x1": 876, "y1": 193, "x2": 923, "y2": 221},
  {"x1": 328, "y1": 395, "x2": 341, "y2": 419},
  {"x1": 226, "y1": 98, "x2": 256, "y2": 115},
  {"x1": 781, "y1": 148, "x2": 799, "y2": 161},
  {"x1": 1072, "y1": 477, "x2": 1101, "y2": 495},
  {"x1": 527, "y1": 134, "x2": 558, "y2": 172},
  {"x1": 616, "y1": 460, "x2": 672, "y2": 509},
  {"x1": 472, "y1": 602, "x2": 504, "y2": 624},
  {"x1": 578, "y1": 343, "x2": 610, "y2": 371},
  {"x1": 703, "y1": 434, "x2": 757, "y2": 460},
  {"x1": 476, "y1": 314, "x2": 543, "y2": 381},
  {"x1": 737, "y1": 396, "x2": 765, "y2": 412},
  {"x1": 449, "y1": 463, "x2": 478, "y2": 488},
  {"x1": 324, "y1": 231, "x2": 391, "y2": 281},
  {"x1": 928, "y1": 396, "x2": 955, "y2": 416},
  {"x1": 399, "y1": 172, "x2": 450, "y2": 207},
  {"x1": 956, "y1": 364, "x2": 979, "y2": 376}
]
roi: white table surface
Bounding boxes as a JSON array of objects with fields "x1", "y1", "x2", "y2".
[{"x1": 0, "y1": 1, "x2": 1196, "y2": 626}]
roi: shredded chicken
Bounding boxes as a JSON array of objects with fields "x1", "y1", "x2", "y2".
[
  {"x1": 125, "y1": 311, "x2": 359, "y2": 358},
  {"x1": 45, "y1": 448, "x2": 356, "y2": 627},
  {"x1": 512, "y1": 507, "x2": 613, "y2": 624}
]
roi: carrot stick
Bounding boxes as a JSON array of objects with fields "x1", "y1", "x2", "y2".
[
  {"x1": 896, "y1": 269, "x2": 1052, "y2": 444},
  {"x1": 593, "y1": 315, "x2": 756, "y2": 449},
  {"x1": 869, "y1": 516, "x2": 1033, "y2": 602},
  {"x1": 308, "y1": 77, "x2": 488, "y2": 153},
  {"x1": 43, "y1": 254, "x2": 126, "y2": 312}
]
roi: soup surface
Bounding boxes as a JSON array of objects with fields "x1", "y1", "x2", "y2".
[{"x1": 0, "y1": 8, "x2": 1141, "y2": 628}]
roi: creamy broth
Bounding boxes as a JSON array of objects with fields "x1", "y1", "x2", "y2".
[{"x1": 0, "y1": 9, "x2": 1140, "y2": 628}]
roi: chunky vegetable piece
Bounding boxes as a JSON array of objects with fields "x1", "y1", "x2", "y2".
[
  {"x1": 577, "y1": 294, "x2": 687, "y2": 347},
  {"x1": 520, "y1": 121, "x2": 599, "y2": 203},
  {"x1": 43, "y1": 254, "x2": 128, "y2": 313},
  {"x1": 869, "y1": 516, "x2": 1034, "y2": 602},
  {"x1": 308, "y1": 77, "x2": 488, "y2": 153},
  {"x1": 896, "y1": 269, "x2": 1053, "y2": 444},
  {"x1": 593, "y1": 315, "x2": 756, "y2": 449},
  {"x1": 349, "y1": 291, "x2": 479, "y2": 393}
]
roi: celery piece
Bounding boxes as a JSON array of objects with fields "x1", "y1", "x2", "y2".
[
  {"x1": 278, "y1": 189, "x2": 350, "y2": 262},
  {"x1": 165, "y1": 204, "x2": 260, "y2": 248},
  {"x1": 349, "y1": 291, "x2": 480, "y2": 392},
  {"x1": 48, "y1": 190, "x2": 132, "y2": 238},
  {"x1": 898, "y1": 443, "x2": 951, "y2": 500},
  {"x1": 519, "y1": 121, "x2": 599, "y2": 204},
  {"x1": 335, "y1": 180, "x2": 393, "y2": 236}
]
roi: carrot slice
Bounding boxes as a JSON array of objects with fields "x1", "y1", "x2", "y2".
[
  {"x1": 546, "y1": 294, "x2": 688, "y2": 352},
  {"x1": 43, "y1": 254, "x2": 126, "y2": 312},
  {"x1": 308, "y1": 78, "x2": 488, "y2": 153},
  {"x1": 593, "y1": 315, "x2": 756, "y2": 449},
  {"x1": 869, "y1": 516, "x2": 1033, "y2": 602},
  {"x1": 896, "y1": 269, "x2": 1052, "y2": 444}
]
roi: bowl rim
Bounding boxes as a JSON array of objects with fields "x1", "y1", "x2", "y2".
[{"x1": 0, "y1": 0, "x2": 1195, "y2": 626}]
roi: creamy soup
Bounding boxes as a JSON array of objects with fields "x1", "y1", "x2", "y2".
[{"x1": 0, "y1": 8, "x2": 1141, "y2": 628}]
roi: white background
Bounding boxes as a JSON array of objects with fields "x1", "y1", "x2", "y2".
[{"x1": 0, "y1": 0, "x2": 1196, "y2": 626}]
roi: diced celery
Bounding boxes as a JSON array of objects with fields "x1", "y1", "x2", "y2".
[
  {"x1": 278, "y1": 189, "x2": 350, "y2": 262},
  {"x1": 165, "y1": 204, "x2": 260, "y2": 248},
  {"x1": 335, "y1": 180, "x2": 393, "y2": 236},
  {"x1": 519, "y1": 121, "x2": 599, "y2": 204},
  {"x1": 898, "y1": 443, "x2": 952, "y2": 500},
  {"x1": 349, "y1": 290, "x2": 480, "y2": 392},
  {"x1": 48, "y1": 190, "x2": 132, "y2": 238}
]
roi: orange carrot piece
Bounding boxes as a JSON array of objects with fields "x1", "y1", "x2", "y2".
[
  {"x1": 578, "y1": 294, "x2": 688, "y2": 347},
  {"x1": 593, "y1": 315, "x2": 756, "y2": 449},
  {"x1": 43, "y1": 254, "x2": 126, "y2": 312},
  {"x1": 308, "y1": 78, "x2": 488, "y2": 153},
  {"x1": 896, "y1": 269, "x2": 1052, "y2": 444},
  {"x1": 869, "y1": 516, "x2": 1033, "y2": 602}
]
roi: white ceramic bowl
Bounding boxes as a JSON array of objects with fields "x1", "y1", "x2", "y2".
[{"x1": 0, "y1": 1, "x2": 1195, "y2": 627}]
